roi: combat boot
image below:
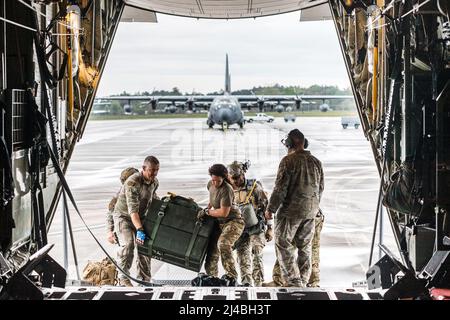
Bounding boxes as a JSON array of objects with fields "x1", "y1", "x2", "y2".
[
  {"x1": 307, "y1": 282, "x2": 320, "y2": 288},
  {"x1": 262, "y1": 281, "x2": 279, "y2": 287},
  {"x1": 286, "y1": 280, "x2": 304, "y2": 287},
  {"x1": 119, "y1": 278, "x2": 133, "y2": 287}
]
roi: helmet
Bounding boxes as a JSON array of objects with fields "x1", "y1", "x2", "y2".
[
  {"x1": 228, "y1": 161, "x2": 244, "y2": 176},
  {"x1": 228, "y1": 160, "x2": 251, "y2": 176},
  {"x1": 120, "y1": 167, "x2": 138, "y2": 184}
]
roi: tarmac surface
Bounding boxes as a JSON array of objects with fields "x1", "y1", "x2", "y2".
[{"x1": 48, "y1": 116, "x2": 396, "y2": 287}]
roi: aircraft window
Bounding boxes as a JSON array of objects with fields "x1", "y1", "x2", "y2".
[{"x1": 218, "y1": 103, "x2": 235, "y2": 109}]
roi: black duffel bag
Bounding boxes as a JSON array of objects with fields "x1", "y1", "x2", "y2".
[
  {"x1": 191, "y1": 273, "x2": 237, "y2": 287},
  {"x1": 382, "y1": 162, "x2": 422, "y2": 216}
]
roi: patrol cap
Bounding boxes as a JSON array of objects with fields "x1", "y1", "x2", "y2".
[{"x1": 120, "y1": 167, "x2": 139, "y2": 184}]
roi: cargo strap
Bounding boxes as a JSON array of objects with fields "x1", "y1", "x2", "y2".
[
  {"x1": 185, "y1": 221, "x2": 202, "y2": 267},
  {"x1": 147, "y1": 198, "x2": 170, "y2": 257},
  {"x1": 243, "y1": 180, "x2": 258, "y2": 205}
]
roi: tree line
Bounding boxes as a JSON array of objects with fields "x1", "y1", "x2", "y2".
[{"x1": 114, "y1": 84, "x2": 352, "y2": 97}]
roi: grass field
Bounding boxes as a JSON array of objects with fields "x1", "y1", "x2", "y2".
[{"x1": 90, "y1": 110, "x2": 357, "y2": 120}]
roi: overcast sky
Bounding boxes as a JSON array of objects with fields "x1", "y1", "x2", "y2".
[{"x1": 97, "y1": 11, "x2": 351, "y2": 96}]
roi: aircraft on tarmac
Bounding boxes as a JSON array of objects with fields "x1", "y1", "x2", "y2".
[
  {"x1": 96, "y1": 55, "x2": 354, "y2": 129},
  {"x1": 319, "y1": 103, "x2": 331, "y2": 112}
]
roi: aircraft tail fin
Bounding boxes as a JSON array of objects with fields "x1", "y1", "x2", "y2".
[{"x1": 225, "y1": 54, "x2": 231, "y2": 94}]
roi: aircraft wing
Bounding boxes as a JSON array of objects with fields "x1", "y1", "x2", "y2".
[
  {"x1": 99, "y1": 95, "x2": 156, "y2": 101},
  {"x1": 258, "y1": 95, "x2": 353, "y2": 101},
  {"x1": 98, "y1": 94, "x2": 354, "y2": 108},
  {"x1": 234, "y1": 94, "x2": 354, "y2": 106},
  {"x1": 97, "y1": 95, "x2": 217, "y2": 109},
  {"x1": 98, "y1": 95, "x2": 214, "y2": 102},
  {"x1": 151, "y1": 95, "x2": 215, "y2": 106},
  {"x1": 154, "y1": 95, "x2": 208, "y2": 102},
  {"x1": 292, "y1": 95, "x2": 353, "y2": 100}
]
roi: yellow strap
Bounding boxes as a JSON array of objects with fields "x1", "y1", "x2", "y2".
[{"x1": 243, "y1": 181, "x2": 258, "y2": 205}]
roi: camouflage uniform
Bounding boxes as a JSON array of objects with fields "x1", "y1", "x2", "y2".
[
  {"x1": 271, "y1": 260, "x2": 284, "y2": 287},
  {"x1": 308, "y1": 210, "x2": 324, "y2": 287},
  {"x1": 236, "y1": 232, "x2": 266, "y2": 286},
  {"x1": 233, "y1": 179, "x2": 268, "y2": 286},
  {"x1": 114, "y1": 171, "x2": 159, "y2": 282},
  {"x1": 268, "y1": 149, "x2": 324, "y2": 287},
  {"x1": 271, "y1": 210, "x2": 324, "y2": 287},
  {"x1": 106, "y1": 196, "x2": 117, "y2": 233},
  {"x1": 106, "y1": 167, "x2": 138, "y2": 236},
  {"x1": 205, "y1": 219, "x2": 245, "y2": 279},
  {"x1": 204, "y1": 181, "x2": 245, "y2": 280}
]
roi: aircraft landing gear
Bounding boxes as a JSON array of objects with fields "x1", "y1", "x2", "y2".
[
  {"x1": 222, "y1": 122, "x2": 228, "y2": 131},
  {"x1": 207, "y1": 120, "x2": 214, "y2": 128},
  {"x1": 239, "y1": 122, "x2": 244, "y2": 129}
]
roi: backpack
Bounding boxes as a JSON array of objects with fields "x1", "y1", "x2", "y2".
[
  {"x1": 82, "y1": 258, "x2": 118, "y2": 286},
  {"x1": 382, "y1": 161, "x2": 422, "y2": 216},
  {"x1": 191, "y1": 273, "x2": 237, "y2": 286}
]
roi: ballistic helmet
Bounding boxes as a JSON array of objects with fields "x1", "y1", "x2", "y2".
[{"x1": 228, "y1": 160, "x2": 251, "y2": 176}]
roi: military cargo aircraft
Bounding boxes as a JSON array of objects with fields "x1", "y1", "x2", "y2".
[
  {"x1": 98, "y1": 54, "x2": 354, "y2": 129},
  {"x1": 1, "y1": 0, "x2": 449, "y2": 301}
]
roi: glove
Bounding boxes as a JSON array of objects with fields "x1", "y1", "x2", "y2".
[
  {"x1": 265, "y1": 228, "x2": 273, "y2": 242},
  {"x1": 197, "y1": 208, "x2": 209, "y2": 220},
  {"x1": 136, "y1": 228, "x2": 146, "y2": 245}
]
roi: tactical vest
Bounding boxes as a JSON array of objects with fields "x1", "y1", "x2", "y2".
[{"x1": 234, "y1": 179, "x2": 263, "y2": 230}]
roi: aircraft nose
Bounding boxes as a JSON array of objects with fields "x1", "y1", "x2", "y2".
[{"x1": 217, "y1": 108, "x2": 232, "y2": 123}]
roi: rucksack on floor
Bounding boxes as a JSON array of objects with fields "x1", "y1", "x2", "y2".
[{"x1": 82, "y1": 258, "x2": 118, "y2": 286}]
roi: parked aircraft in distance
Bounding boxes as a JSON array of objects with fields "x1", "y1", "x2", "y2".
[{"x1": 96, "y1": 55, "x2": 354, "y2": 129}]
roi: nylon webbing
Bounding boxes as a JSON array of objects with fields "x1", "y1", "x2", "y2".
[
  {"x1": 243, "y1": 180, "x2": 258, "y2": 204},
  {"x1": 185, "y1": 221, "x2": 202, "y2": 267},
  {"x1": 147, "y1": 199, "x2": 169, "y2": 257}
]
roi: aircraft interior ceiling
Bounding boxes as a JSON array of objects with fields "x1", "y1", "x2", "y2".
[{"x1": 124, "y1": 0, "x2": 327, "y2": 19}]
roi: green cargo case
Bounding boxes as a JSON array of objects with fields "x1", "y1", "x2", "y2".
[{"x1": 137, "y1": 196, "x2": 215, "y2": 272}]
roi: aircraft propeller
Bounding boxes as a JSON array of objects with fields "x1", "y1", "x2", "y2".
[
  {"x1": 185, "y1": 97, "x2": 196, "y2": 111},
  {"x1": 293, "y1": 89, "x2": 302, "y2": 110},
  {"x1": 251, "y1": 91, "x2": 267, "y2": 111}
]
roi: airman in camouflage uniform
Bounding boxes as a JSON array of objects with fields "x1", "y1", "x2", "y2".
[
  {"x1": 106, "y1": 167, "x2": 139, "y2": 245},
  {"x1": 268, "y1": 209, "x2": 324, "y2": 287},
  {"x1": 114, "y1": 156, "x2": 160, "y2": 286},
  {"x1": 202, "y1": 164, "x2": 245, "y2": 281},
  {"x1": 307, "y1": 209, "x2": 324, "y2": 287},
  {"x1": 228, "y1": 161, "x2": 270, "y2": 286},
  {"x1": 265, "y1": 129, "x2": 324, "y2": 287}
]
